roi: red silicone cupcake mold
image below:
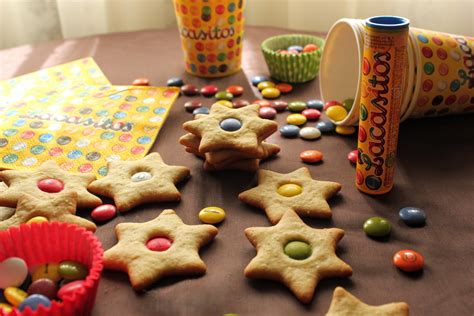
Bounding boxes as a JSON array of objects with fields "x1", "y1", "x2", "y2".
[{"x1": 0, "y1": 222, "x2": 104, "y2": 316}]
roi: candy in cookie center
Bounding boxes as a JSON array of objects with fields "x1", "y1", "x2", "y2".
[
  {"x1": 284, "y1": 241, "x2": 312, "y2": 260},
  {"x1": 219, "y1": 118, "x2": 242, "y2": 132},
  {"x1": 131, "y1": 171, "x2": 153, "y2": 182},
  {"x1": 277, "y1": 183, "x2": 302, "y2": 197},
  {"x1": 146, "y1": 237, "x2": 172, "y2": 252},
  {"x1": 37, "y1": 178, "x2": 64, "y2": 193}
]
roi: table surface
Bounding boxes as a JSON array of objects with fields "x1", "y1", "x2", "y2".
[{"x1": 1, "y1": 26, "x2": 473, "y2": 316}]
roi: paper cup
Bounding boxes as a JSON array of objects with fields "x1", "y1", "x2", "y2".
[
  {"x1": 408, "y1": 28, "x2": 474, "y2": 118},
  {"x1": 173, "y1": 0, "x2": 245, "y2": 78},
  {"x1": 0, "y1": 222, "x2": 104, "y2": 316}
]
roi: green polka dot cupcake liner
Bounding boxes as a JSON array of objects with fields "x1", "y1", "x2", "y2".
[{"x1": 261, "y1": 34, "x2": 325, "y2": 83}]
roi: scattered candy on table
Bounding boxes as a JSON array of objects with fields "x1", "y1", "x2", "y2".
[
  {"x1": 251, "y1": 75, "x2": 270, "y2": 86},
  {"x1": 275, "y1": 83, "x2": 293, "y2": 94},
  {"x1": 201, "y1": 85, "x2": 219, "y2": 97},
  {"x1": 132, "y1": 78, "x2": 150, "y2": 86},
  {"x1": 253, "y1": 100, "x2": 272, "y2": 108},
  {"x1": 363, "y1": 217, "x2": 392, "y2": 238},
  {"x1": 167, "y1": 77, "x2": 184, "y2": 87},
  {"x1": 288, "y1": 101, "x2": 307, "y2": 113},
  {"x1": 393, "y1": 250, "x2": 424, "y2": 272},
  {"x1": 307, "y1": 99, "x2": 324, "y2": 110},
  {"x1": 286, "y1": 113, "x2": 307, "y2": 125},
  {"x1": 199, "y1": 206, "x2": 226, "y2": 224},
  {"x1": 259, "y1": 107, "x2": 277, "y2": 119},
  {"x1": 302, "y1": 108, "x2": 321, "y2": 120},
  {"x1": 299, "y1": 127, "x2": 321, "y2": 140},
  {"x1": 215, "y1": 91, "x2": 234, "y2": 101},
  {"x1": 193, "y1": 107, "x2": 210, "y2": 116},
  {"x1": 399, "y1": 207, "x2": 426, "y2": 227},
  {"x1": 316, "y1": 120, "x2": 336, "y2": 133},
  {"x1": 261, "y1": 87, "x2": 280, "y2": 99},
  {"x1": 233, "y1": 100, "x2": 250, "y2": 108},
  {"x1": 184, "y1": 100, "x2": 203, "y2": 112},
  {"x1": 215, "y1": 100, "x2": 233, "y2": 108},
  {"x1": 91, "y1": 204, "x2": 117, "y2": 223},
  {"x1": 257, "y1": 81, "x2": 275, "y2": 91},
  {"x1": 300, "y1": 150, "x2": 323, "y2": 163},
  {"x1": 279, "y1": 124, "x2": 300, "y2": 138},
  {"x1": 226, "y1": 85, "x2": 244, "y2": 96},
  {"x1": 272, "y1": 100, "x2": 288, "y2": 112},
  {"x1": 181, "y1": 84, "x2": 199, "y2": 96},
  {"x1": 347, "y1": 150, "x2": 358, "y2": 164}
]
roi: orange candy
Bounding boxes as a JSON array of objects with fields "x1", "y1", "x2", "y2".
[
  {"x1": 132, "y1": 78, "x2": 150, "y2": 86},
  {"x1": 303, "y1": 44, "x2": 319, "y2": 53},
  {"x1": 253, "y1": 100, "x2": 272, "y2": 108},
  {"x1": 226, "y1": 85, "x2": 244, "y2": 97},
  {"x1": 300, "y1": 150, "x2": 323, "y2": 163},
  {"x1": 275, "y1": 83, "x2": 293, "y2": 94},
  {"x1": 393, "y1": 249, "x2": 424, "y2": 272}
]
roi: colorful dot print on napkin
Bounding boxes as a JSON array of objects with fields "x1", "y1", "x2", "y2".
[{"x1": 0, "y1": 59, "x2": 179, "y2": 177}]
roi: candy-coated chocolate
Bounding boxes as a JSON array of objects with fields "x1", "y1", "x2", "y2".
[
  {"x1": 287, "y1": 45, "x2": 303, "y2": 52},
  {"x1": 399, "y1": 207, "x2": 426, "y2": 227},
  {"x1": 277, "y1": 184, "x2": 302, "y2": 197},
  {"x1": 58, "y1": 261, "x2": 88, "y2": 280},
  {"x1": 287, "y1": 50, "x2": 299, "y2": 55},
  {"x1": 251, "y1": 75, "x2": 270, "y2": 86},
  {"x1": 393, "y1": 250, "x2": 424, "y2": 272},
  {"x1": 167, "y1": 77, "x2": 184, "y2": 87},
  {"x1": 326, "y1": 105, "x2": 348, "y2": 121},
  {"x1": 257, "y1": 81, "x2": 275, "y2": 91},
  {"x1": 259, "y1": 107, "x2": 277, "y2": 119},
  {"x1": 37, "y1": 178, "x2": 64, "y2": 193},
  {"x1": 284, "y1": 241, "x2": 312, "y2": 260},
  {"x1": 232, "y1": 99, "x2": 250, "y2": 108},
  {"x1": 316, "y1": 120, "x2": 336, "y2": 133},
  {"x1": 193, "y1": 107, "x2": 210, "y2": 115},
  {"x1": 18, "y1": 294, "x2": 51, "y2": 312},
  {"x1": 0, "y1": 257, "x2": 28, "y2": 289},
  {"x1": 299, "y1": 127, "x2": 321, "y2": 140},
  {"x1": 184, "y1": 100, "x2": 203, "y2": 112},
  {"x1": 307, "y1": 99, "x2": 324, "y2": 110},
  {"x1": 363, "y1": 217, "x2": 392, "y2": 237},
  {"x1": 198, "y1": 206, "x2": 226, "y2": 224},
  {"x1": 180, "y1": 84, "x2": 199, "y2": 96},
  {"x1": 215, "y1": 100, "x2": 233, "y2": 108},
  {"x1": 4, "y1": 287, "x2": 27, "y2": 306},
  {"x1": 335, "y1": 125, "x2": 356, "y2": 135},
  {"x1": 200, "y1": 85, "x2": 219, "y2": 97},
  {"x1": 323, "y1": 100, "x2": 342, "y2": 110},
  {"x1": 132, "y1": 78, "x2": 150, "y2": 86},
  {"x1": 146, "y1": 237, "x2": 173, "y2": 252},
  {"x1": 271, "y1": 100, "x2": 288, "y2": 112},
  {"x1": 57, "y1": 280, "x2": 85, "y2": 300},
  {"x1": 253, "y1": 100, "x2": 272, "y2": 108},
  {"x1": 288, "y1": 101, "x2": 307, "y2": 113},
  {"x1": 342, "y1": 98, "x2": 354, "y2": 112},
  {"x1": 91, "y1": 204, "x2": 117, "y2": 222},
  {"x1": 300, "y1": 150, "x2": 323, "y2": 163},
  {"x1": 303, "y1": 44, "x2": 318, "y2": 52},
  {"x1": 215, "y1": 91, "x2": 234, "y2": 101},
  {"x1": 261, "y1": 87, "x2": 281, "y2": 99},
  {"x1": 26, "y1": 216, "x2": 49, "y2": 225},
  {"x1": 131, "y1": 171, "x2": 153, "y2": 182},
  {"x1": 32, "y1": 263, "x2": 61, "y2": 283},
  {"x1": 286, "y1": 113, "x2": 307, "y2": 125},
  {"x1": 275, "y1": 83, "x2": 293, "y2": 94},
  {"x1": 220, "y1": 118, "x2": 242, "y2": 131},
  {"x1": 279, "y1": 124, "x2": 300, "y2": 138},
  {"x1": 301, "y1": 108, "x2": 321, "y2": 120},
  {"x1": 0, "y1": 303, "x2": 12, "y2": 313},
  {"x1": 226, "y1": 85, "x2": 244, "y2": 96},
  {"x1": 27, "y1": 278, "x2": 57, "y2": 299},
  {"x1": 347, "y1": 150, "x2": 358, "y2": 164}
]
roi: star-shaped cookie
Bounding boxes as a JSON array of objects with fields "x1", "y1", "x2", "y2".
[
  {"x1": 104, "y1": 209, "x2": 218, "y2": 290},
  {"x1": 244, "y1": 210, "x2": 352, "y2": 303},
  {"x1": 0, "y1": 160, "x2": 102, "y2": 209},
  {"x1": 0, "y1": 182, "x2": 14, "y2": 221},
  {"x1": 239, "y1": 168, "x2": 342, "y2": 224},
  {"x1": 88, "y1": 152, "x2": 190, "y2": 212},
  {"x1": 182, "y1": 104, "x2": 278, "y2": 155},
  {"x1": 326, "y1": 287, "x2": 409, "y2": 315},
  {"x1": 0, "y1": 191, "x2": 96, "y2": 231}
]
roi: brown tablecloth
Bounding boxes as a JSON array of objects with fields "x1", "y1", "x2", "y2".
[{"x1": 1, "y1": 26, "x2": 473, "y2": 316}]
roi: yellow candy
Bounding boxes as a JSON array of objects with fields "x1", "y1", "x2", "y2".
[
  {"x1": 26, "y1": 216, "x2": 49, "y2": 224},
  {"x1": 335, "y1": 125, "x2": 356, "y2": 135},
  {"x1": 198, "y1": 206, "x2": 226, "y2": 224},
  {"x1": 4, "y1": 287, "x2": 27, "y2": 307},
  {"x1": 214, "y1": 100, "x2": 233, "y2": 108},
  {"x1": 0, "y1": 303, "x2": 13, "y2": 313},
  {"x1": 32, "y1": 263, "x2": 61, "y2": 282},
  {"x1": 286, "y1": 114, "x2": 307, "y2": 125},
  {"x1": 277, "y1": 183, "x2": 303, "y2": 197},
  {"x1": 326, "y1": 105, "x2": 348, "y2": 121},
  {"x1": 257, "y1": 81, "x2": 275, "y2": 91},
  {"x1": 261, "y1": 87, "x2": 281, "y2": 99}
]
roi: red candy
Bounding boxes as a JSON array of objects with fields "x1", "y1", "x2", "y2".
[
  {"x1": 393, "y1": 250, "x2": 424, "y2": 272},
  {"x1": 184, "y1": 100, "x2": 203, "y2": 112},
  {"x1": 57, "y1": 280, "x2": 85, "y2": 300},
  {"x1": 253, "y1": 100, "x2": 272, "y2": 108},
  {"x1": 200, "y1": 85, "x2": 219, "y2": 97},
  {"x1": 303, "y1": 44, "x2": 319, "y2": 53},
  {"x1": 132, "y1": 78, "x2": 150, "y2": 86},
  {"x1": 232, "y1": 100, "x2": 250, "y2": 108},
  {"x1": 181, "y1": 84, "x2": 199, "y2": 96},
  {"x1": 271, "y1": 100, "x2": 288, "y2": 112},
  {"x1": 91, "y1": 204, "x2": 117, "y2": 222},
  {"x1": 259, "y1": 107, "x2": 277, "y2": 119},
  {"x1": 300, "y1": 150, "x2": 323, "y2": 163},
  {"x1": 347, "y1": 150, "x2": 358, "y2": 164},
  {"x1": 275, "y1": 83, "x2": 293, "y2": 94},
  {"x1": 323, "y1": 100, "x2": 342, "y2": 111},
  {"x1": 301, "y1": 108, "x2": 321, "y2": 120},
  {"x1": 37, "y1": 179, "x2": 64, "y2": 193},
  {"x1": 147, "y1": 237, "x2": 172, "y2": 252},
  {"x1": 226, "y1": 85, "x2": 244, "y2": 97}
]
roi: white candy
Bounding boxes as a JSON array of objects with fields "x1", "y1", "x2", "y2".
[
  {"x1": 131, "y1": 171, "x2": 153, "y2": 182},
  {"x1": 299, "y1": 127, "x2": 322, "y2": 140},
  {"x1": 0, "y1": 257, "x2": 28, "y2": 289}
]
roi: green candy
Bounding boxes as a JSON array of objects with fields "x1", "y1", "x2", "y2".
[
  {"x1": 284, "y1": 241, "x2": 312, "y2": 260},
  {"x1": 215, "y1": 91, "x2": 233, "y2": 101},
  {"x1": 58, "y1": 261, "x2": 88, "y2": 280},
  {"x1": 342, "y1": 98, "x2": 354, "y2": 112},
  {"x1": 288, "y1": 101, "x2": 307, "y2": 113},
  {"x1": 363, "y1": 217, "x2": 392, "y2": 238}
]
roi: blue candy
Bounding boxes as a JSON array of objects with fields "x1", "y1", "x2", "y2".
[
  {"x1": 316, "y1": 120, "x2": 336, "y2": 133},
  {"x1": 399, "y1": 207, "x2": 426, "y2": 227},
  {"x1": 287, "y1": 45, "x2": 303, "y2": 52},
  {"x1": 307, "y1": 99, "x2": 324, "y2": 110},
  {"x1": 279, "y1": 124, "x2": 300, "y2": 138},
  {"x1": 166, "y1": 77, "x2": 184, "y2": 87},
  {"x1": 220, "y1": 118, "x2": 242, "y2": 131},
  {"x1": 251, "y1": 76, "x2": 270, "y2": 86},
  {"x1": 193, "y1": 107, "x2": 210, "y2": 115},
  {"x1": 19, "y1": 294, "x2": 51, "y2": 312}
]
